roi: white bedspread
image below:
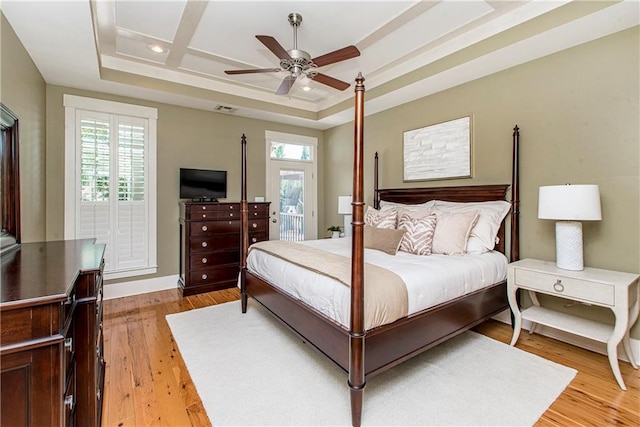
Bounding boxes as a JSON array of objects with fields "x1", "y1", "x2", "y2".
[{"x1": 247, "y1": 238, "x2": 507, "y2": 329}]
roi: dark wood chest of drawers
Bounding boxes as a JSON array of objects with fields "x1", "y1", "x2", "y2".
[
  {"x1": 178, "y1": 201, "x2": 270, "y2": 296},
  {"x1": 1, "y1": 239, "x2": 105, "y2": 427}
]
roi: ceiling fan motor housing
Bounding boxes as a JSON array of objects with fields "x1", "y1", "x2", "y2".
[{"x1": 280, "y1": 49, "x2": 317, "y2": 78}]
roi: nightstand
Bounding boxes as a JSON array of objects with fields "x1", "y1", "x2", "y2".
[{"x1": 507, "y1": 258, "x2": 639, "y2": 390}]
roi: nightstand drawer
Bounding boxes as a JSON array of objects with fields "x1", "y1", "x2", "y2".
[{"x1": 515, "y1": 269, "x2": 614, "y2": 306}]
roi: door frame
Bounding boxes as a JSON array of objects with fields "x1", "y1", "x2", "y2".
[{"x1": 265, "y1": 130, "x2": 318, "y2": 240}]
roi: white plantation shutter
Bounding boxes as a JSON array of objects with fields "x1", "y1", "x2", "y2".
[{"x1": 65, "y1": 95, "x2": 157, "y2": 280}]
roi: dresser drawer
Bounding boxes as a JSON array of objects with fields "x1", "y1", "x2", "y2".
[
  {"x1": 248, "y1": 232, "x2": 267, "y2": 245},
  {"x1": 515, "y1": 269, "x2": 614, "y2": 306},
  {"x1": 189, "y1": 265, "x2": 239, "y2": 285},
  {"x1": 190, "y1": 220, "x2": 240, "y2": 235},
  {"x1": 190, "y1": 250, "x2": 239, "y2": 270},
  {"x1": 189, "y1": 233, "x2": 240, "y2": 252},
  {"x1": 248, "y1": 203, "x2": 269, "y2": 218},
  {"x1": 247, "y1": 219, "x2": 268, "y2": 233}
]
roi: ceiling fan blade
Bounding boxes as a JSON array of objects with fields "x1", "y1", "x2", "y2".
[
  {"x1": 256, "y1": 35, "x2": 291, "y2": 60},
  {"x1": 276, "y1": 76, "x2": 296, "y2": 95},
  {"x1": 312, "y1": 73, "x2": 350, "y2": 91},
  {"x1": 224, "y1": 68, "x2": 281, "y2": 75},
  {"x1": 312, "y1": 45, "x2": 360, "y2": 68}
]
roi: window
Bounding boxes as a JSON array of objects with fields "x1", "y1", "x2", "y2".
[{"x1": 64, "y1": 95, "x2": 157, "y2": 280}]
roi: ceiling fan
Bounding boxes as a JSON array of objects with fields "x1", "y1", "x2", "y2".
[{"x1": 224, "y1": 13, "x2": 360, "y2": 95}]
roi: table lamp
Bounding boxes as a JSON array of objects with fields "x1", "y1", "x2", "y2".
[
  {"x1": 338, "y1": 195, "x2": 352, "y2": 237},
  {"x1": 538, "y1": 184, "x2": 601, "y2": 271}
]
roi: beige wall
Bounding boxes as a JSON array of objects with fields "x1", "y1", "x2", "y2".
[
  {"x1": 0, "y1": 12, "x2": 47, "y2": 242},
  {"x1": 324, "y1": 26, "x2": 640, "y2": 338},
  {"x1": 45, "y1": 85, "x2": 324, "y2": 282}
]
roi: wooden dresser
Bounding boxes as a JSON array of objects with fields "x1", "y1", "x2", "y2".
[
  {"x1": 178, "y1": 201, "x2": 270, "y2": 296},
  {"x1": 1, "y1": 239, "x2": 105, "y2": 427}
]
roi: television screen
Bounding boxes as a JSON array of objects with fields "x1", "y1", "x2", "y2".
[{"x1": 180, "y1": 168, "x2": 227, "y2": 201}]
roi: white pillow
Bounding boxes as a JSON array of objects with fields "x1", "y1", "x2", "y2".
[
  {"x1": 379, "y1": 199, "x2": 436, "y2": 212},
  {"x1": 434, "y1": 200, "x2": 511, "y2": 251}
]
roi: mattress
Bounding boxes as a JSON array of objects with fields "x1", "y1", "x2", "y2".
[{"x1": 246, "y1": 237, "x2": 508, "y2": 329}]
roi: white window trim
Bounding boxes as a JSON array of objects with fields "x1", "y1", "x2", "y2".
[
  {"x1": 265, "y1": 130, "x2": 318, "y2": 239},
  {"x1": 64, "y1": 94, "x2": 158, "y2": 280}
]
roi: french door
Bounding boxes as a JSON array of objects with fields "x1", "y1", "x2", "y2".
[{"x1": 265, "y1": 131, "x2": 317, "y2": 241}]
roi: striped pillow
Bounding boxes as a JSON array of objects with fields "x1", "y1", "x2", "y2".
[
  {"x1": 364, "y1": 206, "x2": 397, "y2": 229},
  {"x1": 397, "y1": 211, "x2": 437, "y2": 256}
]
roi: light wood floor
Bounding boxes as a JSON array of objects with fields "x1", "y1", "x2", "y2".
[{"x1": 102, "y1": 288, "x2": 639, "y2": 426}]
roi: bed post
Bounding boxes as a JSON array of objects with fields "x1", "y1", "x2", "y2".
[
  {"x1": 510, "y1": 125, "x2": 520, "y2": 262},
  {"x1": 373, "y1": 152, "x2": 380, "y2": 209},
  {"x1": 349, "y1": 73, "x2": 366, "y2": 427},
  {"x1": 240, "y1": 134, "x2": 249, "y2": 313}
]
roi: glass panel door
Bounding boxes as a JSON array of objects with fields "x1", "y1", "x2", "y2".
[{"x1": 269, "y1": 161, "x2": 313, "y2": 241}]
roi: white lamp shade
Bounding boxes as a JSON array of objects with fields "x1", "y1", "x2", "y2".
[
  {"x1": 538, "y1": 185, "x2": 602, "y2": 221},
  {"x1": 338, "y1": 196, "x2": 352, "y2": 214}
]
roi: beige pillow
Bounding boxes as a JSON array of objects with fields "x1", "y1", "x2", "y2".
[
  {"x1": 364, "y1": 225, "x2": 405, "y2": 255},
  {"x1": 364, "y1": 206, "x2": 397, "y2": 229},
  {"x1": 431, "y1": 210, "x2": 479, "y2": 255},
  {"x1": 397, "y1": 211, "x2": 438, "y2": 256}
]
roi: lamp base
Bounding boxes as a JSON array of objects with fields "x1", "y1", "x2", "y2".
[
  {"x1": 343, "y1": 214, "x2": 352, "y2": 237},
  {"x1": 555, "y1": 221, "x2": 584, "y2": 271}
]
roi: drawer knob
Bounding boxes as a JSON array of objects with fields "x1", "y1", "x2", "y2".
[
  {"x1": 254, "y1": 212, "x2": 258, "y2": 216},
  {"x1": 202, "y1": 274, "x2": 208, "y2": 280},
  {"x1": 252, "y1": 237, "x2": 257, "y2": 243},
  {"x1": 202, "y1": 257, "x2": 208, "y2": 264},
  {"x1": 202, "y1": 214, "x2": 207, "y2": 218},
  {"x1": 553, "y1": 279, "x2": 564, "y2": 293},
  {"x1": 202, "y1": 225, "x2": 208, "y2": 231},
  {"x1": 64, "y1": 337, "x2": 73, "y2": 352},
  {"x1": 229, "y1": 213, "x2": 235, "y2": 217},
  {"x1": 252, "y1": 223, "x2": 258, "y2": 229},
  {"x1": 201, "y1": 241, "x2": 208, "y2": 248},
  {"x1": 202, "y1": 206, "x2": 206, "y2": 210}
]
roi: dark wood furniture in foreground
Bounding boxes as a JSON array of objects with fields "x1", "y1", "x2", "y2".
[
  {"x1": 239, "y1": 73, "x2": 521, "y2": 426},
  {"x1": 1, "y1": 239, "x2": 105, "y2": 427},
  {"x1": 179, "y1": 201, "x2": 269, "y2": 296}
]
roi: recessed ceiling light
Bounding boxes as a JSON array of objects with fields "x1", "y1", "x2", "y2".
[
  {"x1": 148, "y1": 44, "x2": 165, "y2": 53},
  {"x1": 302, "y1": 86, "x2": 311, "y2": 92}
]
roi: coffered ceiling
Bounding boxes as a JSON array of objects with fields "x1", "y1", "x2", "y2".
[{"x1": 2, "y1": 1, "x2": 638, "y2": 129}]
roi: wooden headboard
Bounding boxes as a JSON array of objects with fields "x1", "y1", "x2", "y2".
[{"x1": 371, "y1": 126, "x2": 520, "y2": 260}]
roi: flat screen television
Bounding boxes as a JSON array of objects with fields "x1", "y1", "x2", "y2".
[{"x1": 180, "y1": 168, "x2": 227, "y2": 201}]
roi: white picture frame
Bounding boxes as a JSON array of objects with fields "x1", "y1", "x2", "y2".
[{"x1": 403, "y1": 116, "x2": 472, "y2": 181}]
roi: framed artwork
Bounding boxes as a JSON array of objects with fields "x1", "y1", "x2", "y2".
[{"x1": 403, "y1": 116, "x2": 472, "y2": 181}]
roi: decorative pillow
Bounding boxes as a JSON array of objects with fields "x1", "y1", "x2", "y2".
[
  {"x1": 397, "y1": 211, "x2": 438, "y2": 256},
  {"x1": 380, "y1": 200, "x2": 436, "y2": 212},
  {"x1": 433, "y1": 200, "x2": 511, "y2": 251},
  {"x1": 431, "y1": 209, "x2": 479, "y2": 255},
  {"x1": 364, "y1": 206, "x2": 397, "y2": 229},
  {"x1": 364, "y1": 225, "x2": 406, "y2": 255},
  {"x1": 466, "y1": 236, "x2": 489, "y2": 254}
]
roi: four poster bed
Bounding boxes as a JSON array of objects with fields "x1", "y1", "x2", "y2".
[{"x1": 239, "y1": 73, "x2": 520, "y2": 426}]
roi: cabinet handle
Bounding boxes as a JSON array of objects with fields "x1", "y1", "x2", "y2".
[
  {"x1": 97, "y1": 389, "x2": 102, "y2": 401},
  {"x1": 64, "y1": 395, "x2": 75, "y2": 411},
  {"x1": 202, "y1": 257, "x2": 208, "y2": 264},
  {"x1": 201, "y1": 241, "x2": 208, "y2": 248},
  {"x1": 64, "y1": 337, "x2": 73, "y2": 352},
  {"x1": 201, "y1": 225, "x2": 208, "y2": 231},
  {"x1": 254, "y1": 212, "x2": 258, "y2": 216},
  {"x1": 202, "y1": 206, "x2": 206, "y2": 210},
  {"x1": 252, "y1": 223, "x2": 258, "y2": 229},
  {"x1": 202, "y1": 274, "x2": 208, "y2": 280},
  {"x1": 252, "y1": 237, "x2": 257, "y2": 243},
  {"x1": 553, "y1": 279, "x2": 564, "y2": 293},
  {"x1": 202, "y1": 214, "x2": 207, "y2": 218}
]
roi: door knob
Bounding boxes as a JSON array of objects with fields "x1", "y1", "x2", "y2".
[{"x1": 272, "y1": 218, "x2": 277, "y2": 223}]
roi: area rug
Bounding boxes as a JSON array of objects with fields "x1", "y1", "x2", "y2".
[{"x1": 166, "y1": 300, "x2": 576, "y2": 426}]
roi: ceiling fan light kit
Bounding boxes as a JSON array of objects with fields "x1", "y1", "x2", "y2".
[{"x1": 225, "y1": 13, "x2": 360, "y2": 95}]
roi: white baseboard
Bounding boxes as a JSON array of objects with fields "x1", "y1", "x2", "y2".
[
  {"x1": 104, "y1": 274, "x2": 178, "y2": 300},
  {"x1": 493, "y1": 309, "x2": 640, "y2": 366}
]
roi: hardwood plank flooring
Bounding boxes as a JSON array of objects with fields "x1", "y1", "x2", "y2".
[{"x1": 102, "y1": 288, "x2": 639, "y2": 426}]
